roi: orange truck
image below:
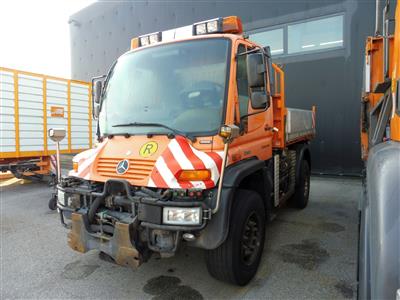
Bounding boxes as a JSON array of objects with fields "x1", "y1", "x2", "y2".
[
  {"x1": 56, "y1": 16, "x2": 315, "y2": 285},
  {"x1": 358, "y1": 1, "x2": 400, "y2": 298}
]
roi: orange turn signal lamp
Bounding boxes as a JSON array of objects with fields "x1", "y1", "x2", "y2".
[
  {"x1": 131, "y1": 16, "x2": 243, "y2": 49},
  {"x1": 72, "y1": 162, "x2": 78, "y2": 172},
  {"x1": 178, "y1": 169, "x2": 211, "y2": 181}
]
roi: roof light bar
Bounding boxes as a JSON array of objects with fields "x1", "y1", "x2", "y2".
[{"x1": 130, "y1": 16, "x2": 243, "y2": 50}]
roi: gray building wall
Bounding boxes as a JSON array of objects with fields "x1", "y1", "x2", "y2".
[{"x1": 69, "y1": 0, "x2": 378, "y2": 175}]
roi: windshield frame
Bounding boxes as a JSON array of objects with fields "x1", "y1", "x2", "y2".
[{"x1": 99, "y1": 36, "x2": 232, "y2": 138}]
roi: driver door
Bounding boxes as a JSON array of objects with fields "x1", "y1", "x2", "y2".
[{"x1": 230, "y1": 42, "x2": 273, "y2": 162}]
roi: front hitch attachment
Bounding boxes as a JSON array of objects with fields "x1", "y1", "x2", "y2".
[{"x1": 68, "y1": 213, "x2": 142, "y2": 268}]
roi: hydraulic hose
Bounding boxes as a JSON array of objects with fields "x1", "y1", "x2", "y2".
[{"x1": 88, "y1": 197, "x2": 104, "y2": 223}]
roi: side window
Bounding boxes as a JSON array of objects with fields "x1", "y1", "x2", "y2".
[{"x1": 236, "y1": 44, "x2": 249, "y2": 118}]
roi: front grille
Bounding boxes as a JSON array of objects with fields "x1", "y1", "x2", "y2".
[{"x1": 96, "y1": 157, "x2": 155, "y2": 181}]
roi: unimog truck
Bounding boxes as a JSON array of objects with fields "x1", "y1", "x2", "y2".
[{"x1": 57, "y1": 16, "x2": 315, "y2": 285}]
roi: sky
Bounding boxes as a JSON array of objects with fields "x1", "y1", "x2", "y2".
[{"x1": 0, "y1": 0, "x2": 95, "y2": 78}]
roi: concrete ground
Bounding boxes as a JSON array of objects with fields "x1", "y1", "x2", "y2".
[{"x1": 1, "y1": 176, "x2": 361, "y2": 299}]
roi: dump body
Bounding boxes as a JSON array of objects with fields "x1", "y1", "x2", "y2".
[{"x1": 0, "y1": 67, "x2": 95, "y2": 178}]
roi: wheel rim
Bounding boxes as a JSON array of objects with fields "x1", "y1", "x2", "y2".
[{"x1": 241, "y1": 212, "x2": 262, "y2": 266}]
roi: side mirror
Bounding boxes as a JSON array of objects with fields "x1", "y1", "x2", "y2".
[
  {"x1": 93, "y1": 105, "x2": 100, "y2": 118},
  {"x1": 94, "y1": 80, "x2": 103, "y2": 104},
  {"x1": 246, "y1": 53, "x2": 268, "y2": 109},
  {"x1": 250, "y1": 91, "x2": 268, "y2": 109},
  {"x1": 48, "y1": 128, "x2": 66, "y2": 142},
  {"x1": 246, "y1": 53, "x2": 265, "y2": 88}
]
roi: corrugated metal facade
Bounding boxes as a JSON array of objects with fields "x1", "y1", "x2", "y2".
[{"x1": 69, "y1": 0, "x2": 380, "y2": 175}]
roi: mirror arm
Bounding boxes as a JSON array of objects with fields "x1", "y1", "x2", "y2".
[
  {"x1": 98, "y1": 59, "x2": 118, "y2": 113},
  {"x1": 236, "y1": 47, "x2": 261, "y2": 58},
  {"x1": 240, "y1": 104, "x2": 269, "y2": 120}
]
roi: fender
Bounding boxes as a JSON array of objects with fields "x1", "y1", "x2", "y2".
[
  {"x1": 292, "y1": 143, "x2": 311, "y2": 186},
  {"x1": 190, "y1": 158, "x2": 267, "y2": 249},
  {"x1": 358, "y1": 141, "x2": 400, "y2": 300}
]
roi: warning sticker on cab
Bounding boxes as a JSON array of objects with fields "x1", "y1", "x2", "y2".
[{"x1": 139, "y1": 141, "x2": 158, "y2": 157}]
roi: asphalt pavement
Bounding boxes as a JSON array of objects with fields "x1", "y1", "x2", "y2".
[{"x1": 0, "y1": 176, "x2": 361, "y2": 299}]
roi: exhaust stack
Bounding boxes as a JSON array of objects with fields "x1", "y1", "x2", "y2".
[
  {"x1": 375, "y1": 0, "x2": 383, "y2": 35},
  {"x1": 383, "y1": 0, "x2": 390, "y2": 78}
]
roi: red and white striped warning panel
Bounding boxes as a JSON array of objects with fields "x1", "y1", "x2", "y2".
[{"x1": 148, "y1": 136, "x2": 223, "y2": 189}]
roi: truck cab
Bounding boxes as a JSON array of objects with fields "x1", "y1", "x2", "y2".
[{"x1": 57, "y1": 16, "x2": 315, "y2": 285}]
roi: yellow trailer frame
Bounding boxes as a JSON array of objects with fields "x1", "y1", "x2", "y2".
[{"x1": 0, "y1": 67, "x2": 95, "y2": 178}]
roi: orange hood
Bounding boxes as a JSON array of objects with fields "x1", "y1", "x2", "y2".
[{"x1": 69, "y1": 135, "x2": 223, "y2": 189}]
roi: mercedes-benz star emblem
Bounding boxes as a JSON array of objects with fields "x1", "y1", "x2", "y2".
[{"x1": 116, "y1": 159, "x2": 129, "y2": 175}]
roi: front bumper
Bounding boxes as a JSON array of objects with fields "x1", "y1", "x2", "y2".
[{"x1": 57, "y1": 178, "x2": 214, "y2": 266}]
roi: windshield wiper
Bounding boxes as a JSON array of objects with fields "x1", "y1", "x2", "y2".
[{"x1": 112, "y1": 122, "x2": 196, "y2": 142}]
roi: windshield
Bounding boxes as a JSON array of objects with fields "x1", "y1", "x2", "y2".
[{"x1": 99, "y1": 38, "x2": 231, "y2": 136}]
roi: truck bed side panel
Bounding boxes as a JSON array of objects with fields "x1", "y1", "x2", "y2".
[{"x1": 285, "y1": 108, "x2": 315, "y2": 144}]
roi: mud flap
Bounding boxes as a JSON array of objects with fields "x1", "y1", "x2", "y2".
[{"x1": 68, "y1": 213, "x2": 141, "y2": 268}]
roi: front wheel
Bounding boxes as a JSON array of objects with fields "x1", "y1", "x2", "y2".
[
  {"x1": 48, "y1": 194, "x2": 57, "y2": 210},
  {"x1": 206, "y1": 190, "x2": 266, "y2": 286}
]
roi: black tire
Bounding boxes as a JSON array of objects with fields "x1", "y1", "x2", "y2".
[
  {"x1": 293, "y1": 159, "x2": 310, "y2": 209},
  {"x1": 48, "y1": 195, "x2": 57, "y2": 210},
  {"x1": 206, "y1": 190, "x2": 266, "y2": 286}
]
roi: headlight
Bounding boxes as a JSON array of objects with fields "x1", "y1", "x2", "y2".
[
  {"x1": 57, "y1": 190, "x2": 80, "y2": 208},
  {"x1": 149, "y1": 33, "x2": 160, "y2": 44},
  {"x1": 57, "y1": 189, "x2": 66, "y2": 206},
  {"x1": 193, "y1": 18, "x2": 222, "y2": 35},
  {"x1": 139, "y1": 32, "x2": 161, "y2": 46},
  {"x1": 139, "y1": 36, "x2": 150, "y2": 46},
  {"x1": 195, "y1": 23, "x2": 207, "y2": 35},
  {"x1": 163, "y1": 207, "x2": 202, "y2": 225},
  {"x1": 206, "y1": 20, "x2": 219, "y2": 33}
]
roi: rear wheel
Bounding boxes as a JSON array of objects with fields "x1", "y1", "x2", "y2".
[
  {"x1": 293, "y1": 159, "x2": 310, "y2": 209},
  {"x1": 206, "y1": 190, "x2": 266, "y2": 285}
]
